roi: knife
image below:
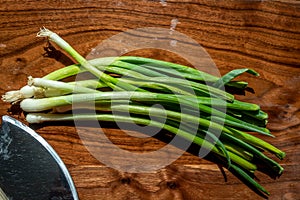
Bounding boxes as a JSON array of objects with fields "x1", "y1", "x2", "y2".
[{"x1": 0, "y1": 115, "x2": 78, "y2": 200}]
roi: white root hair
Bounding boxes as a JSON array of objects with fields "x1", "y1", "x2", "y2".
[
  {"x1": 2, "y1": 76, "x2": 46, "y2": 104},
  {"x1": 36, "y1": 27, "x2": 53, "y2": 38}
]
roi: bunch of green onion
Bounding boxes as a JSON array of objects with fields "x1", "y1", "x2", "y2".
[{"x1": 2, "y1": 28, "x2": 285, "y2": 198}]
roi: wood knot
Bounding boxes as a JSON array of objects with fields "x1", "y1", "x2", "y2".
[
  {"x1": 166, "y1": 181, "x2": 178, "y2": 189},
  {"x1": 120, "y1": 177, "x2": 131, "y2": 185},
  {"x1": 16, "y1": 57, "x2": 26, "y2": 63}
]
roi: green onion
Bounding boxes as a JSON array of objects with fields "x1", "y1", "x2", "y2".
[
  {"x1": 25, "y1": 112, "x2": 257, "y2": 172},
  {"x1": 37, "y1": 28, "x2": 141, "y2": 92},
  {"x1": 2, "y1": 28, "x2": 285, "y2": 198},
  {"x1": 213, "y1": 68, "x2": 259, "y2": 88}
]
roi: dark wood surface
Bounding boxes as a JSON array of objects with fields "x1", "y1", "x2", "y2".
[{"x1": 0, "y1": 0, "x2": 299, "y2": 199}]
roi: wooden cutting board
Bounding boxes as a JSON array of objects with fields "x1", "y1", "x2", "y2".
[{"x1": 0, "y1": 0, "x2": 299, "y2": 199}]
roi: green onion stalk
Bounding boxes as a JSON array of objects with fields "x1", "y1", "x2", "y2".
[{"x1": 2, "y1": 28, "x2": 285, "y2": 198}]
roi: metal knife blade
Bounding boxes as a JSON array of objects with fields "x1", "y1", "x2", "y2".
[{"x1": 0, "y1": 115, "x2": 78, "y2": 200}]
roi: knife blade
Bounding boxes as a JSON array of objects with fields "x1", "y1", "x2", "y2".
[{"x1": 0, "y1": 115, "x2": 78, "y2": 200}]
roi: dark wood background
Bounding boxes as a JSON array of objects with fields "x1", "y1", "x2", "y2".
[{"x1": 0, "y1": 0, "x2": 299, "y2": 199}]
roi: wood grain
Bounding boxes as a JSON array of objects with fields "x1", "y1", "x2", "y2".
[{"x1": 0, "y1": 0, "x2": 299, "y2": 199}]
